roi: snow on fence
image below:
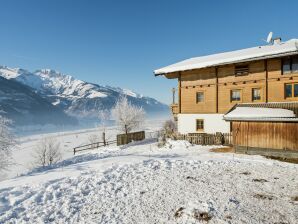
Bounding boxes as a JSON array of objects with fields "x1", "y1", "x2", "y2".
[
  {"x1": 73, "y1": 140, "x2": 117, "y2": 155},
  {"x1": 176, "y1": 133, "x2": 233, "y2": 146},
  {"x1": 117, "y1": 131, "x2": 145, "y2": 146}
]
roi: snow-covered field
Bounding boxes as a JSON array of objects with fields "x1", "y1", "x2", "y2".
[
  {"x1": 0, "y1": 125, "x2": 298, "y2": 223},
  {"x1": 1, "y1": 120, "x2": 163, "y2": 181},
  {"x1": 2, "y1": 126, "x2": 115, "y2": 181}
]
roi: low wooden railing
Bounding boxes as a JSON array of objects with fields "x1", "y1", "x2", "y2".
[
  {"x1": 170, "y1": 104, "x2": 179, "y2": 116},
  {"x1": 73, "y1": 140, "x2": 117, "y2": 155},
  {"x1": 176, "y1": 132, "x2": 233, "y2": 146}
]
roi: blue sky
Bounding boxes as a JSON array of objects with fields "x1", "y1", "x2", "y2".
[{"x1": 0, "y1": 0, "x2": 297, "y2": 103}]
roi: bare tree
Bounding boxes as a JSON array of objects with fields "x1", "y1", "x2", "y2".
[
  {"x1": 0, "y1": 116, "x2": 15, "y2": 171},
  {"x1": 162, "y1": 120, "x2": 177, "y2": 138},
  {"x1": 88, "y1": 134, "x2": 100, "y2": 144},
  {"x1": 158, "y1": 120, "x2": 177, "y2": 147},
  {"x1": 88, "y1": 134, "x2": 100, "y2": 148},
  {"x1": 99, "y1": 109, "x2": 110, "y2": 145},
  {"x1": 112, "y1": 96, "x2": 145, "y2": 134},
  {"x1": 33, "y1": 137, "x2": 62, "y2": 167}
]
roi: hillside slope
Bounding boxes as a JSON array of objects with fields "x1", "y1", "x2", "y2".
[
  {"x1": 0, "y1": 76, "x2": 77, "y2": 126},
  {"x1": 0, "y1": 66, "x2": 169, "y2": 118},
  {"x1": 0, "y1": 136, "x2": 297, "y2": 224}
]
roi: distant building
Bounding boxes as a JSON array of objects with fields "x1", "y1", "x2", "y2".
[{"x1": 155, "y1": 38, "x2": 298, "y2": 134}]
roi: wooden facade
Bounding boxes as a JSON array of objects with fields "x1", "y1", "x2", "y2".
[
  {"x1": 167, "y1": 57, "x2": 298, "y2": 116},
  {"x1": 231, "y1": 120, "x2": 298, "y2": 158},
  {"x1": 158, "y1": 41, "x2": 298, "y2": 156}
]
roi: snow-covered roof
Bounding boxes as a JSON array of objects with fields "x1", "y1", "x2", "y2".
[
  {"x1": 223, "y1": 107, "x2": 298, "y2": 122},
  {"x1": 224, "y1": 117, "x2": 298, "y2": 122},
  {"x1": 154, "y1": 39, "x2": 298, "y2": 75}
]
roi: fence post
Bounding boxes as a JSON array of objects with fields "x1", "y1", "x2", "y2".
[{"x1": 103, "y1": 132, "x2": 106, "y2": 146}]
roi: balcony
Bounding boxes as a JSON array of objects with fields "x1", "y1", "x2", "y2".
[{"x1": 170, "y1": 104, "x2": 179, "y2": 118}]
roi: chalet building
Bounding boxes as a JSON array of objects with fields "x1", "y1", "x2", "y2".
[{"x1": 154, "y1": 38, "x2": 298, "y2": 135}]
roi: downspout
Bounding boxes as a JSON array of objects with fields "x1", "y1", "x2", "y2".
[
  {"x1": 215, "y1": 67, "x2": 219, "y2": 113},
  {"x1": 178, "y1": 72, "x2": 182, "y2": 113},
  {"x1": 246, "y1": 122, "x2": 249, "y2": 154},
  {"x1": 265, "y1": 59, "x2": 268, "y2": 103}
]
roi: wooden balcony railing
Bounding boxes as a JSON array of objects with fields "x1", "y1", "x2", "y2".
[{"x1": 170, "y1": 104, "x2": 179, "y2": 117}]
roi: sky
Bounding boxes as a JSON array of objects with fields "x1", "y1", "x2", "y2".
[{"x1": 0, "y1": 0, "x2": 297, "y2": 104}]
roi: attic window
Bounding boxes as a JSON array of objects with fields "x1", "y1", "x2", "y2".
[
  {"x1": 235, "y1": 65, "x2": 249, "y2": 76},
  {"x1": 282, "y1": 56, "x2": 298, "y2": 74}
]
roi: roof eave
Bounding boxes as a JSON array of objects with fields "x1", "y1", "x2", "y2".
[
  {"x1": 154, "y1": 72, "x2": 164, "y2": 76},
  {"x1": 154, "y1": 50, "x2": 298, "y2": 76}
]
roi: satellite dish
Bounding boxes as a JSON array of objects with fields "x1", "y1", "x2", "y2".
[{"x1": 266, "y1": 32, "x2": 273, "y2": 44}]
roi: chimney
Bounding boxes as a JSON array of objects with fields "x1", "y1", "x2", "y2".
[{"x1": 273, "y1": 37, "x2": 282, "y2": 45}]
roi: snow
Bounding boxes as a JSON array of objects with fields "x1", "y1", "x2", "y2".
[
  {"x1": 0, "y1": 66, "x2": 21, "y2": 79},
  {"x1": 154, "y1": 39, "x2": 298, "y2": 75},
  {"x1": 121, "y1": 88, "x2": 141, "y2": 98},
  {"x1": 105, "y1": 85, "x2": 142, "y2": 98},
  {"x1": 1, "y1": 120, "x2": 164, "y2": 181},
  {"x1": 1, "y1": 128, "x2": 105, "y2": 180},
  {"x1": 87, "y1": 91, "x2": 107, "y2": 98},
  {"x1": 0, "y1": 125, "x2": 297, "y2": 223},
  {"x1": 0, "y1": 67, "x2": 144, "y2": 101},
  {"x1": 224, "y1": 107, "x2": 296, "y2": 119},
  {"x1": 0, "y1": 66, "x2": 166, "y2": 116},
  {"x1": 52, "y1": 99, "x2": 60, "y2": 106}
]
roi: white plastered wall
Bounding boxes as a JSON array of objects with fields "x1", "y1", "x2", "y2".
[{"x1": 177, "y1": 114, "x2": 230, "y2": 134}]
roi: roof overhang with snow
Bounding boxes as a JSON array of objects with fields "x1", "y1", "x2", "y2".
[
  {"x1": 154, "y1": 39, "x2": 298, "y2": 76},
  {"x1": 223, "y1": 106, "x2": 298, "y2": 122}
]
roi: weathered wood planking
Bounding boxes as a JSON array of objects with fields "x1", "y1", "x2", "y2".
[
  {"x1": 117, "y1": 131, "x2": 145, "y2": 146},
  {"x1": 173, "y1": 57, "x2": 298, "y2": 114},
  {"x1": 232, "y1": 121, "x2": 298, "y2": 151}
]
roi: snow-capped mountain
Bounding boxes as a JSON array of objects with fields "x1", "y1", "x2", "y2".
[
  {"x1": 0, "y1": 66, "x2": 169, "y2": 119},
  {"x1": 0, "y1": 76, "x2": 77, "y2": 126}
]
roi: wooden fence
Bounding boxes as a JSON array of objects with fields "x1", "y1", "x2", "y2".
[
  {"x1": 73, "y1": 140, "x2": 117, "y2": 155},
  {"x1": 176, "y1": 133, "x2": 233, "y2": 146},
  {"x1": 117, "y1": 131, "x2": 145, "y2": 146}
]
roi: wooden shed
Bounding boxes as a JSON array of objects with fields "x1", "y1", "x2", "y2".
[{"x1": 224, "y1": 103, "x2": 298, "y2": 158}]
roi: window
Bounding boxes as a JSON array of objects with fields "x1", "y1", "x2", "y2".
[
  {"x1": 293, "y1": 57, "x2": 298, "y2": 72},
  {"x1": 235, "y1": 65, "x2": 249, "y2": 76},
  {"x1": 282, "y1": 56, "x2": 298, "y2": 74},
  {"x1": 196, "y1": 119, "x2": 204, "y2": 132},
  {"x1": 196, "y1": 92, "x2": 204, "y2": 103},
  {"x1": 283, "y1": 58, "x2": 291, "y2": 74},
  {"x1": 252, "y1": 88, "x2": 261, "y2": 101},
  {"x1": 285, "y1": 83, "x2": 298, "y2": 98},
  {"x1": 285, "y1": 84, "x2": 292, "y2": 98},
  {"x1": 231, "y1": 89, "x2": 241, "y2": 102}
]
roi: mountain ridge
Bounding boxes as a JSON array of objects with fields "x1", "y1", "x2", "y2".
[
  {"x1": 0, "y1": 76, "x2": 77, "y2": 126},
  {"x1": 0, "y1": 66, "x2": 169, "y2": 121}
]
